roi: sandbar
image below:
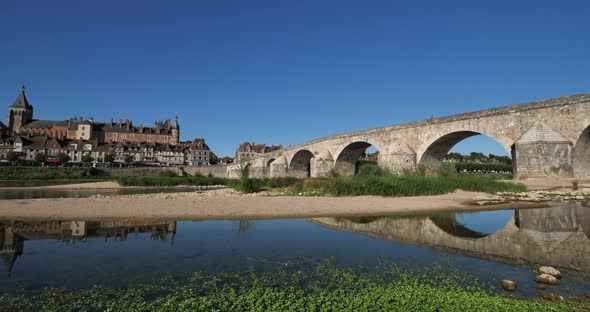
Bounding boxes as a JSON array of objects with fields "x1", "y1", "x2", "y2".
[{"x1": 0, "y1": 189, "x2": 545, "y2": 221}]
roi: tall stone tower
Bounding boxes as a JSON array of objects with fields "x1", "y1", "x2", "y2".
[
  {"x1": 6, "y1": 85, "x2": 33, "y2": 134},
  {"x1": 171, "y1": 114, "x2": 180, "y2": 145}
]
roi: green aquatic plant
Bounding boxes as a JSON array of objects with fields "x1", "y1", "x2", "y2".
[{"x1": 0, "y1": 260, "x2": 584, "y2": 312}]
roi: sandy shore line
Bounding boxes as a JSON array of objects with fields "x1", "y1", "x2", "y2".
[{"x1": 0, "y1": 189, "x2": 546, "y2": 221}]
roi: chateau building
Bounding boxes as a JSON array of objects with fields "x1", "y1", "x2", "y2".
[
  {"x1": 1, "y1": 86, "x2": 219, "y2": 166},
  {"x1": 5, "y1": 86, "x2": 180, "y2": 145}
]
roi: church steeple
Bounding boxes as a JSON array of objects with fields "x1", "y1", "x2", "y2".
[
  {"x1": 10, "y1": 85, "x2": 32, "y2": 109},
  {"x1": 6, "y1": 85, "x2": 34, "y2": 134}
]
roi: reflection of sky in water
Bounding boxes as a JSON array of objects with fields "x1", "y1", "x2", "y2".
[
  {"x1": 0, "y1": 208, "x2": 589, "y2": 299},
  {"x1": 455, "y1": 209, "x2": 514, "y2": 235}
]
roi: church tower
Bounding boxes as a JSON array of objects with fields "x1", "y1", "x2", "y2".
[
  {"x1": 6, "y1": 85, "x2": 33, "y2": 134},
  {"x1": 171, "y1": 114, "x2": 180, "y2": 145}
]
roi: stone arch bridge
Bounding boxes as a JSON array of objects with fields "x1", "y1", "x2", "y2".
[{"x1": 239, "y1": 93, "x2": 590, "y2": 179}]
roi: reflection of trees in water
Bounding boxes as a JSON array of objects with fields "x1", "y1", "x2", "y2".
[{"x1": 234, "y1": 220, "x2": 255, "y2": 234}]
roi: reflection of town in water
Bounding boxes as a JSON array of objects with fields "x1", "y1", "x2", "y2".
[
  {"x1": 0, "y1": 220, "x2": 176, "y2": 276},
  {"x1": 311, "y1": 203, "x2": 590, "y2": 274}
]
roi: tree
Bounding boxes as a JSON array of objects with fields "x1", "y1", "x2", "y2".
[
  {"x1": 445, "y1": 152, "x2": 463, "y2": 161},
  {"x1": 81, "y1": 154, "x2": 94, "y2": 163},
  {"x1": 34, "y1": 152, "x2": 48, "y2": 163},
  {"x1": 56, "y1": 152, "x2": 71, "y2": 164},
  {"x1": 104, "y1": 152, "x2": 116, "y2": 163},
  {"x1": 5, "y1": 151, "x2": 19, "y2": 163},
  {"x1": 124, "y1": 154, "x2": 135, "y2": 164}
]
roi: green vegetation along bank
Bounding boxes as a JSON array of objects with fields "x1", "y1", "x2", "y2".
[
  {"x1": 0, "y1": 261, "x2": 584, "y2": 312},
  {"x1": 1, "y1": 165, "x2": 526, "y2": 197},
  {"x1": 0, "y1": 166, "x2": 107, "y2": 180}
]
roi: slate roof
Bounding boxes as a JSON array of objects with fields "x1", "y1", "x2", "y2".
[
  {"x1": 93, "y1": 120, "x2": 175, "y2": 135},
  {"x1": 22, "y1": 137, "x2": 48, "y2": 150},
  {"x1": 96, "y1": 144, "x2": 113, "y2": 152},
  {"x1": 237, "y1": 142, "x2": 282, "y2": 153},
  {"x1": 67, "y1": 121, "x2": 91, "y2": 130},
  {"x1": 10, "y1": 87, "x2": 32, "y2": 109},
  {"x1": 21, "y1": 120, "x2": 68, "y2": 129}
]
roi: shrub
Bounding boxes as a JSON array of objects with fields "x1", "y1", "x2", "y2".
[
  {"x1": 235, "y1": 162, "x2": 259, "y2": 193},
  {"x1": 159, "y1": 169, "x2": 178, "y2": 177},
  {"x1": 33, "y1": 152, "x2": 48, "y2": 163},
  {"x1": 81, "y1": 154, "x2": 94, "y2": 163},
  {"x1": 328, "y1": 169, "x2": 340, "y2": 177},
  {"x1": 438, "y1": 162, "x2": 456, "y2": 177},
  {"x1": 416, "y1": 165, "x2": 426, "y2": 176},
  {"x1": 357, "y1": 162, "x2": 387, "y2": 176},
  {"x1": 56, "y1": 152, "x2": 71, "y2": 164},
  {"x1": 88, "y1": 167, "x2": 99, "y2": 176}
]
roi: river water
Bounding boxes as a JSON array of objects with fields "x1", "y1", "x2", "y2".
[
  {"x1": 0, "y1": 181, "x2": 197, "y2": 200},
  {"x1": 1, "y1": 204, "x2": 589, "y2": 298}
]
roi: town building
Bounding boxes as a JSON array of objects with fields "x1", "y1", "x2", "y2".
[
  {"x1": 181, "y1": 139, "x2": 211, "y2": 166},
  {"x1": 0, "y1": 135, "x2": 212, "y2": 166},
  {"x1": 235, "y1": 141, "x2": 282, "y2": 163},
  {"x1": 5, "y1": 86, "x2": 180, "y2": 145}
]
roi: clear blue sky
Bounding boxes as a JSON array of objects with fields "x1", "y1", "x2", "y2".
[{"x1": 1, "y1": 1, "x2": 589, "y2": 157}]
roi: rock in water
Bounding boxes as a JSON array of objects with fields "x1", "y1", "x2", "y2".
[
  {"x1": 539, "y1": 292, "x2": 565, "y2": 302},
  {"x1": 536, "y1": 273, "x2": 559, "y2": 285},
  {"x1": 500, "y1": 280, "x2": 517, "y2": 291},
  {"x1": 538, "y1": 266, "x2": 561, "y2": 278}
]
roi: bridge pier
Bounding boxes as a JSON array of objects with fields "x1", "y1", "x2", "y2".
[
  {"x1": 513, "y1": 122, "x2": 574, "y2": 178},
  {"x1": 269, "y1": 156, "x2": 289, "y2": 177},
  {"x1": 574, "y1": 125, "x2": 590, "y2": 178},
  {"x1": 378, "y1": 152, "x2": 417, "y2": 175},
  {"x1": 310, "y1": 151, "x2": 334, "y2": 177},
  {"x1": 250, "y1": 159, "x2": 266, "y2": 179}
]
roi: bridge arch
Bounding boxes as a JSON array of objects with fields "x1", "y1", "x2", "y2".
[
  {"x1": 264, "y1": 158, "x2": 276, "y2": 176},
  {"x1": 289, "y1": 149, "x2": 314, "y2": 178},
  {"x1": 429, "y1": 210, "x2": 514, "y2": 239},
  {"x1": 334, "y1": 141, "x2": 381, "y2": 176},
  {"x1": 418, "y1": 131, "x2": 512, "y2": 175},
  {"x1": 266, "y1": 158, "x2": 276, "y2": 167},
  {"x1": 573, "y1": 124, "x2": 590, "y2": 178}
]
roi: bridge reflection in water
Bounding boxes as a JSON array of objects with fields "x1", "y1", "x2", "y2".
[{"x1": 310, "y1": 202, "x2": 590, "y2": 273}]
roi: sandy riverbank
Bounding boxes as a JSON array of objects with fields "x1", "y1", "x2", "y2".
[
  {"x1": 0, "y1": 188, "x2": 547, "y2": 221},
  {"x1": 1, "y1": 178, "x2": 585, "y2": 221}
]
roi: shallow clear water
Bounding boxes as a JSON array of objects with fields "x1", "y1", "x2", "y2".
[
  {"x1": 0, "y1": 180, "x2": 92, "y2": 188},
  {"x1": 0, "y1": 187, "x2": 196, "y2": 200},
  {"x1": 1, "y1": 205, "x2": 589, "y2": 298}
]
